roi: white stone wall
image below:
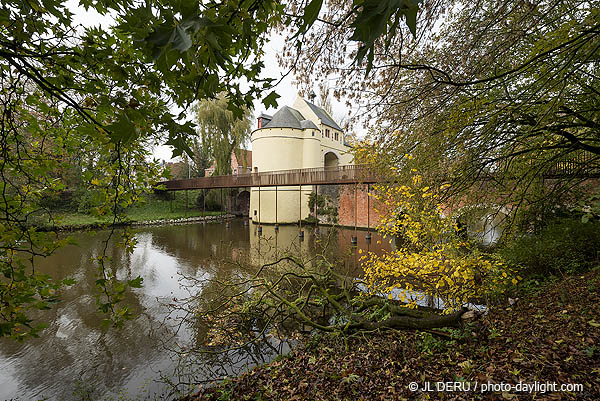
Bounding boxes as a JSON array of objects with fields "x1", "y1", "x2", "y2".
[{"x1": 249, "y1": 97, "x2": 353, "y2": 223}]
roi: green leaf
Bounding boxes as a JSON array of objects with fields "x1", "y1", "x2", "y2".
[
  {"x1": 349, "y1": 0, "x2": 421, "y2": 72},
  {"x1": 107, "y1": 113, "x2": 137, "y2": 144},
  {"x1": 166, "y1": 135, "x2": 193, "y2": 158},
  {"x1": 171, "y1": 24, "x2": 192, "y2": 52},
  {"x1": 128, "y1": 276, "x2": 143, "y2": 288},
  {"x1": 147, "y1": 23, "x2": 173, "y2": 47},
  {"x1": 292, "y1": 0, "x2": 323, "y2": 38},
  {"x1": 262, "y1": 91, "x2": 280, "y2": 109},
  {"x1": 404, "y1": 4, "x2": 418, "y2": 37},
  {"x1": 62, "y1": 278, "x2": 77, "y2": 286},
  {"x1": 114, "y1": 282, "x2": 126, "y2": 294},
  {"x1": 302, "y1": 0, "x2": 323, "y2": 28}
]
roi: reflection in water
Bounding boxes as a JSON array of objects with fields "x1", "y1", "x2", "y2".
[{"x1": 0, "y1": 220, "x2": 389, "y2": 400}]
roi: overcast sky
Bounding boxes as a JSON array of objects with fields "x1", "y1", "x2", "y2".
[{"x1": 67, "y1": 1, "x2": 349, "y2": 162}]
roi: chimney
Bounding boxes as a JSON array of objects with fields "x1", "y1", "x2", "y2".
[{"x1": 257, "y1": 113, "x2": 272, "y2": 129}]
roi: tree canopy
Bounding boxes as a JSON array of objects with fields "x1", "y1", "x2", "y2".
[
  {"x1": 1, "y1": 0, "x2": 283, "y2": 338},
  {"x1": 194, "y1": 93, "x2": 252, "y2": 176},
  {"x1": 283, "y1": 0, "x2": 600, "y2": 228}
]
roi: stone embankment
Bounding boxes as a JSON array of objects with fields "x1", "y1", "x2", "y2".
[
  {"x1": 130, "y1": 214, "x2": 236, "y2": 227},
  {"x1": 44, "y1": 214, "x2": 238, "y2": 232}
]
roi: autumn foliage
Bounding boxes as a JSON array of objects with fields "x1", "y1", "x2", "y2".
[{"x1": 360, "y1": 171, "x2": 519, "y2": 312}]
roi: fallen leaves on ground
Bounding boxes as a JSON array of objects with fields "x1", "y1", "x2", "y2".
[{"x1": 184, "y1": 270, "x2": 600, "y2": 400}]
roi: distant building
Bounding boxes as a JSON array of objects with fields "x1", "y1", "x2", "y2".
[
  {"x1": 250, "y1": 96, "x2": 353, "y2": 224},
  {"x1": 163, "y1": 160, "x2": 189, "y2": 180},
  {"x1": 204, "y1": 149, "x2": 252, "y2": 176}
]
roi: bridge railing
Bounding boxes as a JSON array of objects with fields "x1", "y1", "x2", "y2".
[
  {"x1": 544, "y1": 151, "x2": 600, "y2": 178},
  {"x1": 157, "y1": 153, "x2": 600, "y2": 191},
  {"x1": 157, "y1": 164, "x2": 378, "y2": 190}
]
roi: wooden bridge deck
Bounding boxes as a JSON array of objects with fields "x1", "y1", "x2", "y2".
[
  {"x1": 157, "y1": 153, "x2": 599, "y2": 191},
  {"x1": 157, "y1": 165, "x2": 379, "y2": 191}
]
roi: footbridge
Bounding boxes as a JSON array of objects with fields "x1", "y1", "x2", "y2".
[
  {"x1": 157, "y1": 154, "x2": 599, "y2": 191},
  {"x1": 155, "y1": 157, "x2": 598, "y2": 241},
  {"x1": 157, "y1": 164, "x2": 377, "y2": 191},
  {"x1": 157, "y1": 164, "x2": 379, "y2": 242}
]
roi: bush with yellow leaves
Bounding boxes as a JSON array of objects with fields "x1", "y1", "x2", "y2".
[{"x1": 361, "y1": 173, "x2": 519, "y2": 312}]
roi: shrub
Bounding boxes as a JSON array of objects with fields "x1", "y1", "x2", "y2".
[
  {"x1": 76, "y1": 188, "x2": 105, "y2": 214},
  {"x1": 36, "y1": 189, "x2": 77, "y2": 211},
  {"x1": 196, "y1": 189, "x2": 223, "y2": 211},
  {"x1": 499, "y1": 219, "x2": 600, "y2": 276}
]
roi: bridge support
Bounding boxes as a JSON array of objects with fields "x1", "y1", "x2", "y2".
[
  {"x1": 202, "y1": 188, "x2": 206, "y2": 223},
  {"x1": 352, "y1": 182, "x2": 357, "y2": 246},
  {"x1": 314, "y1": 184, "x2": 319, "y2": 234},
  {"x1": 258, "y1": 184, "x2": 262, "y2": 235},
  {"x1": 298, "y1": 184, "x2": 304, "y2": 238},
  {"x1": 220, "y1": 188, "x2": 223, "y2": 221},
  {"x1": 225, "y1": 188, "x2": 231, "y2": 229},
  {"x1": 366, "y1": 184, "x2": 371, "y2": 242},
  {"x1": 274, "y1": 186, "x2": 278, "y2": 231}
]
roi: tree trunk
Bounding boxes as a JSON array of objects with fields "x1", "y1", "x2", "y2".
[{"x1": 348, "y1": 307, "x2": 467, "y2": 331}]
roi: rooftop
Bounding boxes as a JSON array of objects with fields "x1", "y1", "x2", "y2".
[
  {"x1": 263, "y1": 106, "x2": 319, "y2": 131},
  {"x1": 304, "y1": 99, "x2": 342, "y2": 131}
]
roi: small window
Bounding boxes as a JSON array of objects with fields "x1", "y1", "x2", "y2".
[
  {"x1": 334, "y1": 132, "x2": 338, "y2": 141},
  {"x1": 326, "y1": 129, "x2": 330, "y2": 138},
  {"x1": 312, "y1": 131, "x2": 315, "y2": 137}
]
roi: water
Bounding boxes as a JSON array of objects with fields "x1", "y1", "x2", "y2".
[{"x1": 0, "y1": 220, "x2": 388, "y2": 401}]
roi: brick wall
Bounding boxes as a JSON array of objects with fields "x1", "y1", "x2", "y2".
[{"x1": 338, "y1": 184, "x2": 384, "y2": 229}]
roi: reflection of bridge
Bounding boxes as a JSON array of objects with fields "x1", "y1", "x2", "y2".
[{"x1": 157, "y1": 164, "x2": 377, "y2": 190}]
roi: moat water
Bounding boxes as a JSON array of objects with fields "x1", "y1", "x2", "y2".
[{"x1": 0, "y1": 219, "x2": 389, "y2": 401}]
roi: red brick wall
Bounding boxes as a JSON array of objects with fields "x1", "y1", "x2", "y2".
[
  {"x1": 337, "y1": 178, "x2": 600, "y2": 229},
  {"x1": 338, "y1": 184, "x2": 384, "y2": 229}
]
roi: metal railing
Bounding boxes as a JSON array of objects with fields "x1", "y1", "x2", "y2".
[
  {"x1": 157, "y1": 164, "x2": 379, "y2": 190},
  {"x1": 544, "y1": 151, "x2": 600, "y2": 178},
  {"x1": 157, "y1": 153, "x2": 600, "y2": 191}
]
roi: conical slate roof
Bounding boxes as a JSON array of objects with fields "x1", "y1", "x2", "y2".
[
  {"x1": 263, "y1": 106, "x2": 304, "y2": 129},
  {"x1": 263, "y1": 106, "x2": 319, "y2": 131}
]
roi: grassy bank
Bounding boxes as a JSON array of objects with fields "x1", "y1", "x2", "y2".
[
  {"x1": 185, "y1": 269, "x2": 600, "y2": 401},
  {"x1": 45, "y1": 191, "x2": 225, "y2": 229}
]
